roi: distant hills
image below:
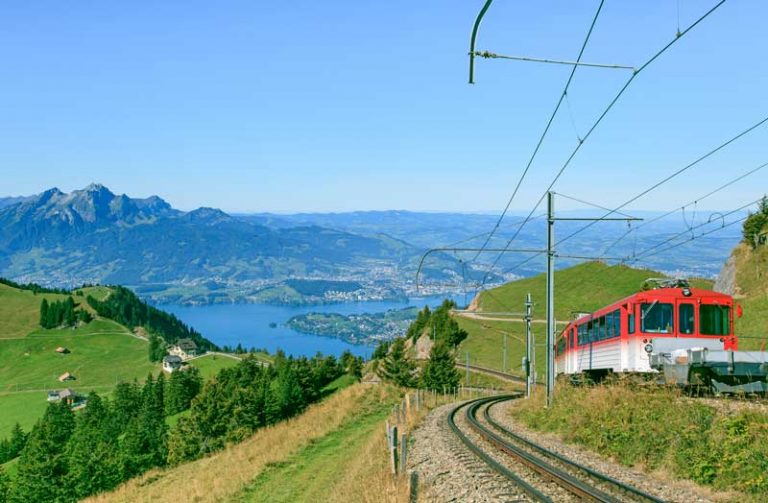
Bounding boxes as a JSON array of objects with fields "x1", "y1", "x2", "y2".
[
  {"x1": 0, "y1": 185, "x2": 465, "y2": 304},
  {"x1": 0, "y1": 184, "x2": 744, "y2": 305}
]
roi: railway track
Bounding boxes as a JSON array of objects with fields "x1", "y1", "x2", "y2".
[{"x1": 448, "y1": 395, "x2": 665, "y2": 502}]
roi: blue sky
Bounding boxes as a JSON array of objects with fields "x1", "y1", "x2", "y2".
[{"x1": 1, "y1": 0, "x2": 766, "y2": 213}]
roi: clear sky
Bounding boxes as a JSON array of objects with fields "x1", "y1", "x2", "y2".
[{"x1": 1, "y1": 0, "x2": 766, "y2": 213}]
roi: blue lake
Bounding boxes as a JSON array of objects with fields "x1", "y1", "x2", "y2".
[{"x1": 164, "y1": 294, "x2": 465, "y2": 359}]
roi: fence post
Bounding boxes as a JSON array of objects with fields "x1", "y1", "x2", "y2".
[
  {"x1": 390, "y1": 425, "x2": 398, "y2": 475},
  {"x1": 400, "y1": 433, "x2": 408, "y2": 473},
  {"x1": 409, "y1": 470, "x2": 418, "y2": 503}
]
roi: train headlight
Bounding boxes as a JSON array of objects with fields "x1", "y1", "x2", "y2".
[{"x1": 644, "y1": 343, "x2": 654, "y2": 354}]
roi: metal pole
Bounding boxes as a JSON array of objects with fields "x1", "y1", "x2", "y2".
[
  {"x1": 465, "y1": 351, "x2": 470, "y2": 386},
  {"x1": 502, "y1": 332, "x2": 507, "y2": 374},
  {"x1": 525, "y1": 292, "x2": 533, "y2": 398},
  {"x1": 546, "y1": 191, "x2": 555, "y2": 407}
]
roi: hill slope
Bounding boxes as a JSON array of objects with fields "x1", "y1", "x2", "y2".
[
  {"x1": 0, "y1": 286, "x2": 158, "y2": 438},
  {"x1": 716, "y1": 242, "x2": 768, "y2": 349}
]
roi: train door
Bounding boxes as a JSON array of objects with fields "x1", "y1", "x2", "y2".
[
  {"x1": 568, "y1": 326, "x2": 577, "y2": 374},
  {"x1": 625, "y1": 303, "x2": 639, "y2": 370}
]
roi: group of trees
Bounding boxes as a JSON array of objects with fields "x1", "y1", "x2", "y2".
[
  {"x1": 0, "y1": 424, "x2": 26, "y2": 465},
  {"x1": 39, "y1": 297, "x2": 92, "y2": 329},
  {"x1": 1, "y1": 368, "x2": 202, "y2": 503},
  {"x1": 86, "y1": 286, "x2": 217, "y2": 353},
  {"x1": 743, "y1": 196, "x2": 768, "y2": 248},
  {"x1": 0, "y1": 350, "x2": 354, "y2": 502},
  {"x1": 375, "y1": 299, "x2": 465, "y2": 391},
  {"x1": 377, "y1": 337, "x2": 460, "y2": 391},
  {"x1": 406, "y1": 299, "x2": 468, "y2": 347},
  {"x1": 167, "y1": 353, "x2": 346, "y2": 464},
  {"x1": 0, "y1": 278, "x2": 69, "y2": 295}
]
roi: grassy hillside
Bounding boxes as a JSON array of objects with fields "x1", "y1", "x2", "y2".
[
  {"x1": 474, "y1": 261, "x2": 712, "y2": 319},
  {"x1": 87, "y1": 383, "x2": 401, "y2": 503},
  {"x1": 730, "y1": 243, "x2": 768, "y2": 349},
  {"x1": 458, "y1": 261, "x2": 713, "y2": 377},
  {"x1": 0, "y1": 283, "x2": 160, "y2": 437}
]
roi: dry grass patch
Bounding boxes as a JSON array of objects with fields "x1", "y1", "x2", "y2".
[{"x1": 86, "y1": 383, "x2": 394, "y2": 503}]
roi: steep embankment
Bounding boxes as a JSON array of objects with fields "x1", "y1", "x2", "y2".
[
  {"x1": 456, "y1": 261, "x2": 713, "y2": 377},
  {"x1": 87, "y1": 383, "x2": 402, "y2": 503},
  {"x1": 714, "y1": 242, "x2": 768, "y2": 348}
]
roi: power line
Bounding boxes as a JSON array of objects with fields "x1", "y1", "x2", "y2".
[
  {"x1": 554, "y1": 192, "x2": 637, "y2": 219},
  {"x1": 558, "y1": 115, "x2": 768, "y2": 247},
  {"x1": 626, "y1": 213, "x2": 748, "y2": 264},
  {"x1": 470, "y1": 0, "x2": 607, "y2": 263},
  {"x1": 601, "y1": 158, "x2": 768, "y2": 255},
  {"x1": 479, "y1": 0, "x2": 728, "y2": 285},
  {"x1": 629, "y1": 196, "x2": 763, "y2": 260},
  {"x1": 501, "y1": 114, "x2": 768, "y2": 276}
]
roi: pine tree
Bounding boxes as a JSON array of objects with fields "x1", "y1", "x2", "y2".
[
  {"x1": 121, "y1": 375, "x2": 168, "y2": 477},
  {"x1": 12, "y1": 401, "x2": 75, "y2": 503},
  {"x1": 381, "y1": 338, "x2": 417, "y2": 387},
  {"x1": 39, "y1": 299, "x2": 49, "y2": 329},
  {"x1": 65, "y1": 393, "x2": 122, "y2": 499},
  {"x1": 64, "y1": 297, "x2": 76, "y2": 327},
  {"x1": 8, "y1": 423, "x2": 26, "y2": 460},
  {"x1": 148, "y1": 334, "x2": 165, "y2": 363},
  {"x1": 0, "y1": 466, "x2": 9, "y2": 503},
  {"x1": 421, "y1": 342, "x2": 460, "y2": 391}
]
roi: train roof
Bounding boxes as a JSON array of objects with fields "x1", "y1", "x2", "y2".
[{"x1": 567, "y1": 286, "x2": 733, "y2": 325}]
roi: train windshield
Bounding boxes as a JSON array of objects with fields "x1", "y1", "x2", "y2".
[
  {"x1": 641, "y1": 302, "x2": 673, "y2": 333},
  {"x1": 700, "y1": 305, "x2": 730, "y2": 335}
]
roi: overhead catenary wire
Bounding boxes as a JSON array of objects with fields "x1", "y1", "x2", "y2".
[
  {"x1": 600, "y1": 158, "x2": 768, "y2": 255},
  {"x1": 478, "y1": 0, "x2": 728, "y2": 285},
  {"x1": 500, "y1": 113, "x2": 768, "y2": 276},
  {"x1": 628, "y1": 196, "x2": 764, "y2": 260},
  {"x1": 626, "y1": 213, "x2": 748, "y2": 264},
  {"x1": 557, "y1": 114, "x2": 768, "y2": 248},
  {"x1": 470, "y1": 0, "x2": 607, "y2": 263}
]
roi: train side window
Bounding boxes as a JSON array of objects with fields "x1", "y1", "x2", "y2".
[
  {"x1": 612, "y1": 309, "x2": 621, "y2": 338},
  {"x1": 641, "y1": 302, "x2": 673, "y2": 333},
  {"x1": 628, "y1": 310, "x2": 635, "y2": 334},
  {"x1": 588, "y1": 320, "x2": 595, "y2": 342},
  {"x1": 679, "y1": 304, "x2": 695, "y2": 334},
  {"x1": 598, "y1": 316, "x2": 606, "y2": 340},
  {"x1": 700, "y1": 305, "x2": 730, "y2": 335},
  {"x1": 605, "y1": 312, "x2": 613, "y2": 339},
  {"x1": 578, "y1": 324, "x2": 587, "y2": 345}
]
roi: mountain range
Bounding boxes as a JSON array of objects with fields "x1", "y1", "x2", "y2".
[
  {"x1": 0, "y1": 185, "x2": 465, "y2": 303},
  {"x1": 0, "y1": 184, "x2": 744, "y2": 304}
]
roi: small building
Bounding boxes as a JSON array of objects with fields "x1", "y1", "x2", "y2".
[
  {"x1": 48, "y1": 388, "x2": 79, "y2": 405},
  {"x1": 169, "y1": 338, "x2": 199, "y2": 360},
  {"x1": 162, "y1": 355, "x2": 183, "y2": 373},
  {"x1": 55, "y1": 347, "x2": 70, "y2": 354},
  {"x1": 58, "y1": 372, "x2": 75, "y2": 382}
]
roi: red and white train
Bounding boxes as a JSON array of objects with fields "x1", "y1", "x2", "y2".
[{"x1": 554, "y1": 279, "x2": 767, "y2": 393}]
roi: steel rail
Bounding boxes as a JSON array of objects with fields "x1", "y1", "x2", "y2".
[
  {"x1": 482, "y1": 398, "x2": 665, "y2": 503},
  {"x1": 463, "y1": 397, "x2": 621, "y2": 503},
  {"x1": 447, "y1": 396, "x2": 552, "y2": 502}
]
